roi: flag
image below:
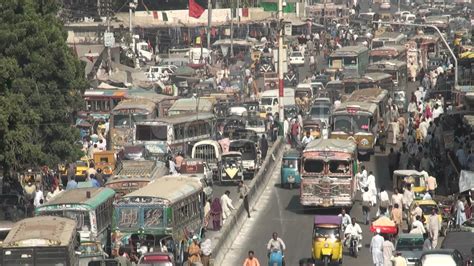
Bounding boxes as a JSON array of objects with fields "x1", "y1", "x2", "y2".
[{"x1": 189, "y1": 0, "x2": 205, "y2": 18}]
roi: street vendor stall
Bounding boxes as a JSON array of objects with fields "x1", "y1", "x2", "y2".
[{"x1": 370, "y1": 216, "x2": 398, "y2": 235}]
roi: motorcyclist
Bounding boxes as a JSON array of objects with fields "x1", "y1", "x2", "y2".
[
  {"x1": 344, "y1": 217, "x2": 362, "y2": 248},
  {"x1": 339, "y1": 208, "x2": 351, "y2": 232},
  {"x1": 267, "y1": 232, "x2": 286, "y2": 256}
]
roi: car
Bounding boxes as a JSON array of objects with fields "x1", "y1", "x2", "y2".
[
  {"x1": 419, "y1": 249, "x2": 466, "y2": 266},
  {"x1": 138, "y1": 252, "x2": 175, "y2": 266},
  {"x1": 441, "y1": 232, "x2": 474, "y2": 266},
  {"x1": 307, "y1": 102, "x2": 331, "y2": 127},
  {"x1": 380, "y1": 1, "x2": 391, "y2": 9},
  {"x1": 395, "y1": 234, "x2": 424, "y2": 266},
  {"x1": 289, "y1": 51, "x2": 305, "y2": 66},
  {"x1": 245, "y1": 118, "x2": 266, "y2": 134},
  {"x1": 146, "y1": 65, "x2": 177, "y2": 81}
]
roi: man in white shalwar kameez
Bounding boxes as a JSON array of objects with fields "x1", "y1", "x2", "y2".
[
  {"x1": 367, "y1": 171, "x2": 377, "y2": 205},
  {"x1": 356, "y1": 166, "x2": 368, "y2": 191},
  {"x1": 371, "y1": 229, "x2": 384, "y2": 266},
  {"x1": 220, "y1": 190, "x2": 235, "y2": 224}
]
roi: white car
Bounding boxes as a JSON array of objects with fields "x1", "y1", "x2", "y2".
[
  {"x1": 146, "y1": 65, "x2": 177, "y2": 81},
  {"x1": 289, "y1": 51, "x2": 305, "y2": 66},
  {"x1": 380, "y1": 0, "x2": 391, "y2": 9}
]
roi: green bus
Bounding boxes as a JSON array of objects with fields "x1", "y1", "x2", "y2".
[
  {"x1": 1, "y1": 216, "x2": 80, "y2": 266},
  {"x1": 328, "y1": 45, "x2": 369, "y2": 77},
  {"x1": 35, "y1": 187, "x2": 115, "y2": 263},
  {"x1": 112, "y1": 175, "x2": 204, "y2": 265}
]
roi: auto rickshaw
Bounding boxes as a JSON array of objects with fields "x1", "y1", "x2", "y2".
[
  {"x1": 302, "y1": 119, "x2": 324, "y2": 140},
  {"x1": 281, "y1": 149, "x2": 301, "y2": 189},
  {"x1": 408, "y1": 199, "x2": 444, "y2": 234},
  {"x1": 219, "y1": 152, "x2": 244, "y2": 184},
  {"x1": 393, "y1": 170, "x2": 428, "y2": 199},
  {"x1": 93, "y1": 151, "x2": 117, "y2": 178},
  {"x1": 312, "y1": 215, "x2": 343, "y2": 266},
  {"x1": 75, "y1": 156, "x2": 91, "y2": 181}
]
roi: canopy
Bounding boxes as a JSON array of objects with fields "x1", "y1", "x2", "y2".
[
  {"x1": 314, "y1": 215, "x2": 342, "y2": 225},
  {"x1": 459, "y1": 170, "x2": 474, "y2": 193},
  {"x1": 173, "y1": 66, "x2": 195, "y2": 76}
]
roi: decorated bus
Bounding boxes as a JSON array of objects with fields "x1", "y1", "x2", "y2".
[
  {"x1": 112, "y1": 176, "x2": 204, "y2": 265},
  {"x1": 35, "y1": 187, "x2": 115, "y2": 263},
  {"x1": 300, "y1": 139, "x2": 358, "y2": 208}
]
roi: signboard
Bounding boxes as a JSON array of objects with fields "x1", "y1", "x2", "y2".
[
  {"x1": 104, "y1": 32, "x2": 115, "y2": 47},
  {"x1": 284, "y1": 23, "x2": 292, "y2": 36}
]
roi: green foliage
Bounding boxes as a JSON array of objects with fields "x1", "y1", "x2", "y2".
[{"x1": 0, "y1": 0, "x2": 87, "y2": 175}]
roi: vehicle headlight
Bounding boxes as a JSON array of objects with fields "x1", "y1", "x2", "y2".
[
  {"x1": 324, "y1": 243, "x2": 329, "y2": 248},
  {"x1": 360, "y1": 138, "x2": 369, "y2": 145}
]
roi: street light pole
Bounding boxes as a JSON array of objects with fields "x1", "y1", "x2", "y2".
[
  {"x1": 278, "y1": 0, "x2": 285, "y2": 122},
  {"x1": 374, "y1": 21, "x2": 458, "y2": 88}
]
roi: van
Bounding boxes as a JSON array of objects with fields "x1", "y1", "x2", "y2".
[{"x1": 259, "y1": 88, "x2": 296, "y2": 117}]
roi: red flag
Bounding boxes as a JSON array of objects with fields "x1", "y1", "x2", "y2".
[{"x1": 189, "y1": 0, "x2": 205, "y2": 18}]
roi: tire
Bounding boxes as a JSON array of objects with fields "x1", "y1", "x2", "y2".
[
  {"x1": 353, "y1": 243, "x2": 358, "y2": 258},
  {"x1": 323, "y1": 256, "x2": 330, "y2": 266}
]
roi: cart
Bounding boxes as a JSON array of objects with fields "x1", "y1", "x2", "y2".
[{"x1": 370, "y1": 216, "x2": 398, "y2": 236}]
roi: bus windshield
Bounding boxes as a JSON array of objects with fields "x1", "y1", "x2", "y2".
[
  {"x1": 260, "y1": 98, "x2": 273, "y2": 105},
  {"x1": 113, "y1": 114, "x2": 131, "y2": 128},
  {"x1": 333, "y1": 115, "x2": 370, "y2": 132},
  {"x1": 136, "y1": 125, "x2": 168, "y2": 141}
]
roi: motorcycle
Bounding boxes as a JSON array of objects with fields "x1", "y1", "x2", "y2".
[
  {"x1": 268, "y1": 249, "x2": 284, "y2": 266},
  {"x1": 348, "y1": 235, "x2": 359, "y2": 258}
]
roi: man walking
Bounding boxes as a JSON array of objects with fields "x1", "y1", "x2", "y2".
[
  {"x1": 383, "y1": 236, "x2": 395, "y2": 266},
  {"x1": 220, "y1": 191, "x2": 235, "y2": 225},
  {"x1": 428, "y1": 208, "x2": 440, "y2": 249},
  {"x1": 260, "y1": 134, "x2": 268, "y2": 159},
  {"x1": 370, "y1": 229, "x2": 384, "y2": 266},
  {"x1": 239, "y1": 181, "x2": 251, "y2": 218}
]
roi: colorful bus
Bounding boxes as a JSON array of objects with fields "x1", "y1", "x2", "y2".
[
  {"x1": 367, "y1": 60, "x2": 408, "y2": 92},
  {"x1": 109, "y1": 94, "x2": 176, "y2": 151},
  {"x1": 134, "y1": 112, "x2": 215, "y2": 158},
  {"x1": 300, "y1": 139, "x2": 358, "y2": 207},
  {"x1": 112, "y1": 176, "x2": 204, "y2": 265},
  {"x1": 80, "y1": 89, "x2": 128, "y2": 120},
  {"x1": 328, "y1": 46, "x2": 369, "y2": 77},
  {"x1": 1, "y1": 216, "x2": 80, "y2": 266},
  {"x1": 369, "y1": 45, "x2": 407, "y2": 63},
  {"x1": 35, "y1": 187, "x2": 115, "y2": 262}
]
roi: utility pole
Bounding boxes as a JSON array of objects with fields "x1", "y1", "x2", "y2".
[
  {"x1": 129, "y1": 0, "x2": 137, "y2": 68},
  {"x1": 375, "y1": 21, "x2": 459, "y2": 87},
  {"x1": 230, "y1": 8, "x2": 234, "y2": 57},
  {"x1": 207, "y1": 0, "x2": 212, "y2": 50},
  {"x1": 237, "y1": 0, "x2": 240, "y2": 28},
  {"x1": 278, "y1": 0, "x2": 284, "y2": 122},
  {"x1": 106, "y1": 0, "x2": 112, "y2": 74}
]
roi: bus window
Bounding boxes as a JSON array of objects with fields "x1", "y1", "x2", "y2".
[{"x1": 303, "y1": 160, "x2": 324, "y2": 174}]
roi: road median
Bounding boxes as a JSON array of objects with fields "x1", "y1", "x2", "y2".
[{"x1": 209, "y1": 137, "x2": 285, "y2": 265}]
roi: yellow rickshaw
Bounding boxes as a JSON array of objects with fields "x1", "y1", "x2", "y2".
[
  {"x1": 393, "y1": 170, "x2": 428, "y2": 199},
  {"x1": 302, "y1": 119, "x2": 323, "y2": 139},
  {"x1": 312, "y1": 215, "x2": 343, "y2": 266},
  {"x1": 408, "y1": 199, "x2": 444, "y2": 234}
]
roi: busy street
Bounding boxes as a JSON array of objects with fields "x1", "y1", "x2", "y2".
[{"x1": 0, "y1": 0, "x2": 474, "y2": 266}]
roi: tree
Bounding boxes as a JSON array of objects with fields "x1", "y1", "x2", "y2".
[{"x1": 0, "y1": 0, "x2": 88, "y2": 178}]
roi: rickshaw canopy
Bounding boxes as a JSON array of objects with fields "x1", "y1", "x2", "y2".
[
  {"x1": 314, "y1": 215, "x2": 342, "y2": 225},
  {"x1": 283, "y1": 149, "x2": 301, "y2": 159}
]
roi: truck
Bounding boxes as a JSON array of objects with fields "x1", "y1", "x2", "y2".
[
  {"x1": 259, "y1": 88, "x2": 296, "y2": 117},
  {"x1": 104, "y1": 159, "x2": 168, "y2": 197}
]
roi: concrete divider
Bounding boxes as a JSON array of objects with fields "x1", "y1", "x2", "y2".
[{"x1": 210, "y1": 137, "x2": 285, "y2": 265}]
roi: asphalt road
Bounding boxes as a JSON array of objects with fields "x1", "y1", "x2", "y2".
[{"x1": 222, "y1": 147, "x2": 394, "y2": 266}]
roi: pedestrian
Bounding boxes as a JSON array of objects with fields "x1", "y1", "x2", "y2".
[
  {"x1": 209, "y1": 198, "x2": 222, "y2": 231},
  {"x1": 260, "y1": 134, "x2": 268, "y2": 159},
  {"x1": 90, "y1": 174, "x2": 100, "y2": 188},
  {"x1": 379, "y1": 186, "x2": 390, "y2": 217},
  {"x1": 301, "y1": 131, "x2": 314, "y2": 146},
  {"x1": 423, "y1": 236, "x2": 432, "y2": 250},
  {"x1": 367, "y1": 171, "x2": 377, "y2": 205},
  {"x1": 239, "y1": 180, "x2": 251, "y2": 218},
  {"x1": 410, "y1": 216, "x2": 426, "y2": 235},
  {"x1": 370, "y1": 229, "x2": 384, "y2": 266},
  {"x1": 388, "y1": 148, "x2": 398, "y2": 179},
  {"x1": 392, "y1": 251, "x2": 408, "y2": 266},
  {"x1": 169, "y1": 157, "x2": 178, "y2": 175},
  {"x1": 175, "y1": 152, "x2": 184, "y2": 173},
  {"x1": 187, "y1": 236, "x2": 201, "y2": 264},
  {"x1": 362, "y1": 187, "x2": 372, "y2": 225},
  {"x1": 391, "y1": 203, "x2": 403, "y2": 233},
  {"x1": 455, "y1": 195, "x2": 467, "y2": 227},
  {"x1": 243, "y1": 250, "x2": 261, "y2": 266},
  {"x1": 290, "y1": 118, "x2": 300, "y2": 148},
  {"x1": 356, "y1": 165, "x2": 368, "y2": 191},
  {"x1": 383, "y1": 236, "x2": 395, "y2": 266},
  {"x1": 428, "y1": 208, "x2": 440, "y2": 249},
  {"x1": 419, "y1": 153, "x2": 433, "y2": 172},
  {"x1": 45, "y1": 185, "x2": 56, "y2": 202},
  {"x1": 66, "y1": 176, "x2": 78, "y2": 190},
  {"x1": 425, "y1": 175, "x2": 437, "y2": 197},
  {"x1": 391, "y1": 188, "x2": 403, "y2": 210},
  {"x1": 221, "y1": 190, "x2": 235, "y2": 225},
  {"x1": 33, "y1": 185, "x2": 44, "y2": 208},
  {"x1": 200, "y1": 238, "x2": 212, "y2": 266},
  {"x1": 402, "y1": 185, "x2": 414, "y2": 218}
]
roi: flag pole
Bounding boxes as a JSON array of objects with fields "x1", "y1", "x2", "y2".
[{"x1": 207, "y1": 0, "x2": 212, "y2": 50}]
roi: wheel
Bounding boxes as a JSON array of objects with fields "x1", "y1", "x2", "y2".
[
  {"x1": 353, "y1": 244, "x2": 358, "y2": 258},
  {"x1": 323, "y1": 256, "x2": 330, "y2": 266}
]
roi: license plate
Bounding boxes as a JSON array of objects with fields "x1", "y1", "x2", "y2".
[{"x1": 288, "y1": 176, "x2": 295, "y2": 183}]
